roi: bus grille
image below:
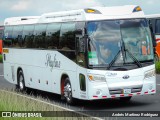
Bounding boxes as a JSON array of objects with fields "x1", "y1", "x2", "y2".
[{"x1": 109, "y1": 86, "x2": 142, "y2": 95}]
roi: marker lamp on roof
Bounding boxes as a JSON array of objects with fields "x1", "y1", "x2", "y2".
[
  {"x1": 87, "y1": 9, "x2": 95, "y2": 13},
  {"x1": 84, "y1": 9, "x2": 101, "y2": 14},
  {"x1": 133, "y1": 6, "x2": 142, "y2": 12}
]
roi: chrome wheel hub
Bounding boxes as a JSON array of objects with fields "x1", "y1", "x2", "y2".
[
  {"x1": 64, "y1": 83, "x2": 72, "y2": 101},
  {"x1": 19, "y1": 75, "x2": 24, "y2": 90}
]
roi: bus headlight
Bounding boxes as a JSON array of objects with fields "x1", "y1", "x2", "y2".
[
  {"x1": 88, "y1": 74, "x2": 106, "y2": 82},
  {"x1": 144, "y1": 69, "x2": 155, "y2": 79}
]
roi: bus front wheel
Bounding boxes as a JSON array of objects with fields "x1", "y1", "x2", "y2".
[
  {"x1": 64, "y1": 78, "x2": 75, "y2": 105},
  {"x1": 17, "y1": 70, "x2": 26, "y2": 92}
]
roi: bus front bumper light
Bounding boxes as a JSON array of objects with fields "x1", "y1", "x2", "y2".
[{"x1": 88, "y1": 74, "x2": 106, "y2": 82}]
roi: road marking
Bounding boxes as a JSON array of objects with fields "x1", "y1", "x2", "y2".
[
  {"x1": 0, "y1": 75, "x2": 4, "y2": 77},
  {"x1": 0, "y1": 90, "x2": 102, "y2": 120}
]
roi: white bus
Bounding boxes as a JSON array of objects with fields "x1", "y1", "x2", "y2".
[
  {"x1": 146, "y1": 14, "x2": 160, "y2": 60},
  {"x1": 3, "y1": 5, "x2": 156, "y2": 105}
]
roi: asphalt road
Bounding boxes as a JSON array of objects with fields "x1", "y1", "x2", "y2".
[{"x1": 0, "y1": 63, "x2": 160, "y2": 120}]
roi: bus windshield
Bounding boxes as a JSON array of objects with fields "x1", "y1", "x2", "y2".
[{"x1": 87, "y1": 19, "x2": 154, "y2": 69}]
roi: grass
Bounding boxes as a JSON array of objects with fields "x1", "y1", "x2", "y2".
[
  {"x1": 0, "y1": 90, "x2": 91, "y2": 120},
  {"x1": 155, "y1": 61, "x2": 160, "y2": 74},
  {"x1": 0, "y1": 54, "x2": 2, "y2": 63}
]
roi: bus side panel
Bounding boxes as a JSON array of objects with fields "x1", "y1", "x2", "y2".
[
  {"x1": 3, "y1": 48, "x2": 17, "y2": 85},
  {"x1": 24, "y1": 66, "x2": 46, "y2": 90},
  {"x1": 6, "y1": 49, "x2": 79, "y2": 97},
  {"x1": 3, "y1": 62, "x2": 16, "y2": 84}
]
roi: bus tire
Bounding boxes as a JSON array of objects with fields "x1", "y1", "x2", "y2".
[
  {"x1": 120, "y1": 96, "x2": 132, "y2": 102},
  {"x1": 64, "y1": 78, "x2": 75, "y2": 105},
  {"x1": 17, "y1": 70, "x2": 26, "y2": 92}
]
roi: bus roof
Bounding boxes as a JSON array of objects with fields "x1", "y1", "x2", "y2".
[
  {"x1": 4, "y1": 16, "x2": 40, "y2": 26},
  {"x1": 146, "y1": 14, "x2": 160, "y2": 19},
  {"x1": 4, "y1": 5, "x2": 145, "y2": 25}
]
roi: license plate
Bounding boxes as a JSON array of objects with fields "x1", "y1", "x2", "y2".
[{"x1": 123, "y1": 89, "x2": 131, "y2": 94}]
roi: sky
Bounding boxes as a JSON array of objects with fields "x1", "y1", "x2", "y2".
[{"x1": 0, "y1": 0, "x2": 160, "y2": 24}]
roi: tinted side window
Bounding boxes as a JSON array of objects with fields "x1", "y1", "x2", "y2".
[
  {"x1": 33, "y1": 24, "x2": 47, "y2": 48},
  {"x1": 4, "y1": 26, "x2": 13, "y2": 47},
  {"x1": 46, "y1": 23, "x2": 60, "y2": 49},
  {"x1": 156, "y1": 19, "x2": 160, "y2": 34},
  {"x1": 12, "y1": 26, "x2": 23, "y2": 47},
  {"x1": 22, "y1": 25, "x2": 35, "y2": 48},
  {"x1": 60, "y1": 23, "x2": 76, "y2": 50}
]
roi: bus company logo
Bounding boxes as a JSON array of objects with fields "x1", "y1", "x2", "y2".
[
  {"x1": 122, "y1": 75, "x2": 130, "y2": 79},
  {"x1": 45, "y1": 54, "x2": 61, "y2": 71},
  {"x1": 106, "y1": 72, "x2": 117, "y2": 77}
]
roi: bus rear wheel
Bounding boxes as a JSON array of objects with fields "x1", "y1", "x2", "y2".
[
  {"x1": 17, "y1": 70, "x2": 26, "y2": 92},
  {"x1": 64, "y1": 78, "x2": 75, "y2": 105}
]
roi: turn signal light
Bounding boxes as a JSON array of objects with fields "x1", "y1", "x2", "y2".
[{"x1": 133, "y1": 6, "x2": 142, "y2": 12}]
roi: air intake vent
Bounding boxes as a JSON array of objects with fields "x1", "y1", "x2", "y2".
[
  {"x1": 109, "y1": 85, "x2": 142, "y2": 95},
  {"x1": 21, "y1": 18, "x2": 28, "y2": 21}
]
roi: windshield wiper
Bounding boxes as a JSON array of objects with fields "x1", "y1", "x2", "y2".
[
  {"x1": 107, "y1": 47, "x2": 142, "y2": 70},
  {"x1": 107, "y1": 50, "x2": 121, "y2": 70},
  {"x1": 125, "y1": 49, "x2": 142, "y2": 68}
]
